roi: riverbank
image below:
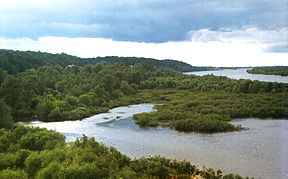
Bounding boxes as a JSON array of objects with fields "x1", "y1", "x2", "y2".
[
  {"x1": 22, "y1": 103, "x2": 288, "y2": 179},
  {"x1": 0, "y1": 126, "x2": 248, "y2": 178}
]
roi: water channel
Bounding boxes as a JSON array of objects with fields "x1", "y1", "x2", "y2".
[
  {"x1": 185, "y1": 68, "x2": 288, "y2": 83},
  {"x1": 23, "y1": 69, "x2": 288, "y2": 179}
]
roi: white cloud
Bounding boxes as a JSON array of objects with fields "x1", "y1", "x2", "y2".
[
  {"x1": 188, "y1": 27, "x2": 287, "y2": 43},
  {"x1": 0, "y1": 28, "x2": 288, "y2": 67},
  {"x1": 187, "y1": 28, "x2": 288, "y2": 51}
]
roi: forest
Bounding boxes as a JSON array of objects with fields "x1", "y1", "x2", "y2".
[
  {"x1": 0, "y1": 50, "x2": 287, "y2": 133},
  {"x1": 0, "y1": 126, "x2": 248, "y2": 178},
  {"x1": 247, "y1": 66, "x2": 288, "y2": 76},
  {"x1": 0, "y1": 49, "x2": 211, "y2": 74},
  {"x1": 85, "y1": 56, "x2": 214, "y2": 72}
]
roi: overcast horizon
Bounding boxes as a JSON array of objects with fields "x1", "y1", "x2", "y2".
[{"x1": 1, "y1": 0, "x2": 287, "y2": 67}]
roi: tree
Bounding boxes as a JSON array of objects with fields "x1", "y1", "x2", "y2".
[
  {"x1": 48, "y1": 107, "x2": 62, "y2": 120},
  {"x1": 0, "y1": 100, "x2": 14, "y2": 129},
  {"x1": 120, "y1": 81, "x2": 135, "y2": 95},
  {"x1": 0, "y1": 67, "x2": 8, "y2": 86},
  {"x1": 101, "y1": 74, "x2": 115, "y2": 92},
  {"x1": 0, "y1": 77, "x2": 25, "y2": 109}
]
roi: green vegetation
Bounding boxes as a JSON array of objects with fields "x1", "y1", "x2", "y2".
[
  {"x1": 0, "y1": 49, "x2": 285, "y2": 178},
  {"x1": 85, "y1": 56, "x2": 214, "y2": 72},
  {"x1": 0, "y1": 62, "x2": 178, "y2": 126},
  {"x1": 0, "y1": 50, "x2": 287, "y2": 132},
  {"x1": 132, "y1": 90, "x2": 286, "y2": 133},
  {"x1": 0, "y1": 100, "x2": 14, "y2": 129},
  {"x1": 0, "y1": 49, "x2": 213, "y2": 75},
  {"x1": 0, "y1": 126, "x2": 249, "y2": 178},
  {"x1": 247, "y1": 66, "x2": 288, "y2": 76},
  {"x1": 0, "y1": 49, "x2": 86, "y2": 74}
]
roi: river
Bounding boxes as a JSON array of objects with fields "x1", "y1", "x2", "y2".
[
  {"x1": 23, "y1": 103, "x2": 288, "y2": 179},
  {"x1": 185, "y1": 68, "x2": 288, "y2": 83},
  {"x1": 22, "y1": 69, "x2": 288, "y2": 179}
]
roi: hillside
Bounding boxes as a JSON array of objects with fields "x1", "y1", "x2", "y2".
[
  {"x1": 0, "y1": 49, "x2": 214, "y2": 74},
  {"x1": 85, "y1": 56, "x2": 214, "y2": 72},
  {"x1": 0, "y1": 49, "x2": 86, "y2": 74}
]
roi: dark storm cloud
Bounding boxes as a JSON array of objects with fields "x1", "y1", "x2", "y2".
[{"x1": 0, "y1": 0, "x2": 287, "y2": 51}]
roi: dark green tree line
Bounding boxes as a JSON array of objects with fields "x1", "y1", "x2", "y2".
[{"x1": 247, "y1": 66, "x2": 288, "y2": 76}]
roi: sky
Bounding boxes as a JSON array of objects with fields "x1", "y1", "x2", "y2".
[{"x1": 0, "y1": 0, "x2": 287, "y2": 67}]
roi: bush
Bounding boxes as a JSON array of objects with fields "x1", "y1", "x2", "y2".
[
  {"x1": 25, "y1": 152, "x2": 42, "y2": 178},
  {"x1": 174, "y1": 118, "x2": 238, "y2": 133},
  {"x1": 134, "y1": 113, "x2": 159, "y2": 128},
  {"x1": 0, "y1": 169, "x2": 28, "y2": 179}
]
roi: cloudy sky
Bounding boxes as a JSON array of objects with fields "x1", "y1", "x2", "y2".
[{"x1": 0, "y1": 0, "x2": 287, "y2": 66}]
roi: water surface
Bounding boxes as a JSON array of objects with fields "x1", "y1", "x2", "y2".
[
  {"x1": 23, "y1": 104, "x2": 288, "y2": 179},
  {"x1": 185, "y1": 68, "x2": 288, "y2": 83}
]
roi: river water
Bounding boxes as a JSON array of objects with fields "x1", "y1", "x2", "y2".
[
  {"x1": 185, "y1": 68, "x2": 288, "y2": 83},
  {"x1": 23, "y1": 104, "x2": 288, "y2": 179},
  {"x1": 22, "y1": 70, "x2": 288, "y2": 179}
]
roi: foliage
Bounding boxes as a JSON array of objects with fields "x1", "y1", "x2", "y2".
[
  {"x1": 85, "y1": 56, "x2": 215, "y2": 72},
  {"x1": 0, "y1": 100, "x2": 14, "y2": 129},
  {"x1": 247, "y1": 66, "x2": 288, "y2": 76},
  {"x1": 132, "y1": 89, "x2": 287, "y2": 133},
  {"x1": 0, "y1": 49, "x2": 214, "y2": 75},
  {"x1": 0, "y1": 62, "x2": 176, "y2": 122},
  {"x1": 0, "y1": 50, "x2": 287, "y2": 133},
  {"x1": 0, "y1": 68, "x2": 8, "y2": 86},
  {"x1": 0, "y1": 49, "x2": 86, "y2": 74},
  {"x1": 0, "y1": 127, "x2": 249, "y2": 178},
  {"x1": 0, "y1": 169, "x2": 28, "y2": 179}
]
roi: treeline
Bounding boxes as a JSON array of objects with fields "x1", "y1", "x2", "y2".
[
  {"x1": 247, "y1": 66, "x2": 288, "y2": 76},
  {"x1": 85, "y1": 56, "x2": 215, "y2": 72},
  {"x1": 0, "y1": 49, "x2": 213, "y2": 75},
  {"x1": 0, "y1": 49, "x2": 85, "y2": 74},
  {"x1": 0, "y1": 126, "x2": 249, "y2": 179},
  {"x1": 139, "y1": 74, "x2": 288, "y2": 93}
]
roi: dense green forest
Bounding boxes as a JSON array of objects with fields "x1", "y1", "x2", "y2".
[
  {"x1": 0, "y1": 126, "x2": 248, "y2": 178},
  {"x1": 0, "y1": 49, "x2": 213, "y2": 74},
  {"x1": 85, "y1": 56, "x2": 214, "y2": 72},
  {"x1": 0, "y1": 50, "x2": 85, "y2": 74},
  {"x1": 247, "y1": 66, "x2": 288, "y2": 76},
  {"x1": 0, "y1": 51, "x2": 287, "y2": 132}
]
